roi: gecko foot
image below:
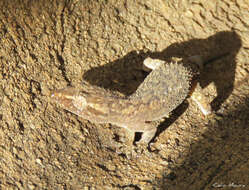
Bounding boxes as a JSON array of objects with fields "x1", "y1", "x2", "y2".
[
  {"x1": 135, "y1": 128, "x2": 157, "y2": 146},
  {"x1": 143, "y1": 57, "x2": 165, "y2": 71}
]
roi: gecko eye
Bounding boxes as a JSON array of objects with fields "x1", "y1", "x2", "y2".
[
  {"x1": 50, "y1": 91, "x2": 57, "y2": 98},
  {"x1": 50, "y1": 90, "x2": 61, "y2": 99},
  {"x1": 50, "y1": 90, "x2": 65, "y2": 102}
]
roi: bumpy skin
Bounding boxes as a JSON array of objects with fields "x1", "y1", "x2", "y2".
[
  {"x1": 129, "y1": 62, "x2": 191, "y2": 121},
  {"x1": 51, "y1": 59, "x2": 192, "y2": 144}
]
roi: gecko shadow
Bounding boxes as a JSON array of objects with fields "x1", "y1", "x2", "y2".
[
  {"x1": 83, "y1": 31, "x2": 241, "y2": 142},
  {"x1": 150, "y1": 30, "x2": 242, "y2": 112}
]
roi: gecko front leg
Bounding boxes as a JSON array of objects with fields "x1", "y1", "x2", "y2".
[
  {"x1": 129, "y1": 122, "x2": 157, "y2": 145},
  {"x1": 138, "y1": 127, "x2": 157, "y2": 145}
]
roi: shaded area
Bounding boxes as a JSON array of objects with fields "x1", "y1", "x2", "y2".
[{"x1": 158, "y1": 91, "x2": 249, "y2": 189}]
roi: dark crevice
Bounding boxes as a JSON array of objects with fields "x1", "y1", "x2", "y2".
[
  {"x1": 118, "y1": 153, "x2": 128, "y2": 159},
  {"x1": 29, "y1": 53, "x2": 38, "y2": 62},
  {"x1": 119, "y1": 184, "x2": 141, "y2": 190},
  {"x1": 17, "y1": 120, "x2": 24, "y2": 134},
  {"x1": 56, "y1": 2, "x2": 71, "y2": 85},
  {"x1": 56, "y1": 51, "x2": 71, "y2": 85},
  {"x1": 60, "y1": 3, "x2": 67, "y2": 53},
  {"x1": 29, "y1": 80, "x2": 41, "y2": 110},
  {"x1": 96, "y1": 163, "x2": 110, "y2": 172}
]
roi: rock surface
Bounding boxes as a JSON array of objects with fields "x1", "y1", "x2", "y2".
[{"x1": 0, "y1": 0, "x2": 248, "y2": 189}]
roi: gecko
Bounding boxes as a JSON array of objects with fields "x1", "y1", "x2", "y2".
[{"x1": 51, "y1": 56, "x2": 212, "y2": 145}]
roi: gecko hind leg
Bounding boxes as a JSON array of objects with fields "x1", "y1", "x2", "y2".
[
  {"x1": 190, "y1": 82, "x2": 212, "y2": 115},
  {"x1": 140, "y1": 128, "x2": 157, "y2": 144},
  {"x1": 188, "y1": 55, "x2": 212, "y2": 115}
]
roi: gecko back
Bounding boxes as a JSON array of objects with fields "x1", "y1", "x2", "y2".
[{"x1": 129, "y1": 61, "x2": 192, "y2": 121}]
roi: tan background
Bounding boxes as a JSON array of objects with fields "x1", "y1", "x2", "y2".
[{"x1": 0, "y1": 0, "x2": 248, "y2": 189}]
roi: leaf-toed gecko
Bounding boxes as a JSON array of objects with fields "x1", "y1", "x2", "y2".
[{"x1": 51, "y1": 56, "x2": 211, "y2": 145}]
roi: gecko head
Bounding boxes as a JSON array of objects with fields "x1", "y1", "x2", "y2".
[
  {"x1": 50, "y1": 87, "x2": 88, "y2": 112},
  {"x1": 51, "y1": 87, "x2": 76, "y2": 105},
  {"x1": 51, "y1": 87, "x2": 75, "y2": 102}
]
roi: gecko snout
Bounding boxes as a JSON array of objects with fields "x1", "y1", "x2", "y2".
[{"x1": 50, "y1": 90, "x2": 62, "y2": 102}]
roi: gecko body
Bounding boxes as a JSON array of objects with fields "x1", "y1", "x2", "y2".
[{"x1": 51, "y1": 57, "x2": 210, "y2": 144}]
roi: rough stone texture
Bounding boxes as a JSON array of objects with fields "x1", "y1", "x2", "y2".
[{"x1": 0, "y1": 0, "x2": 248, "y2": 189}]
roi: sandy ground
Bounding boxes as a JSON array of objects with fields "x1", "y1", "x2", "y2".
[{"x1": 0, "y1": 0, "x2": 249, "y2": 189}]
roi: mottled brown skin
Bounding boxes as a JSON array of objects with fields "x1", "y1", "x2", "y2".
[{"x1": 51, "y1": 58, "x2": 193, "y2": 144}]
